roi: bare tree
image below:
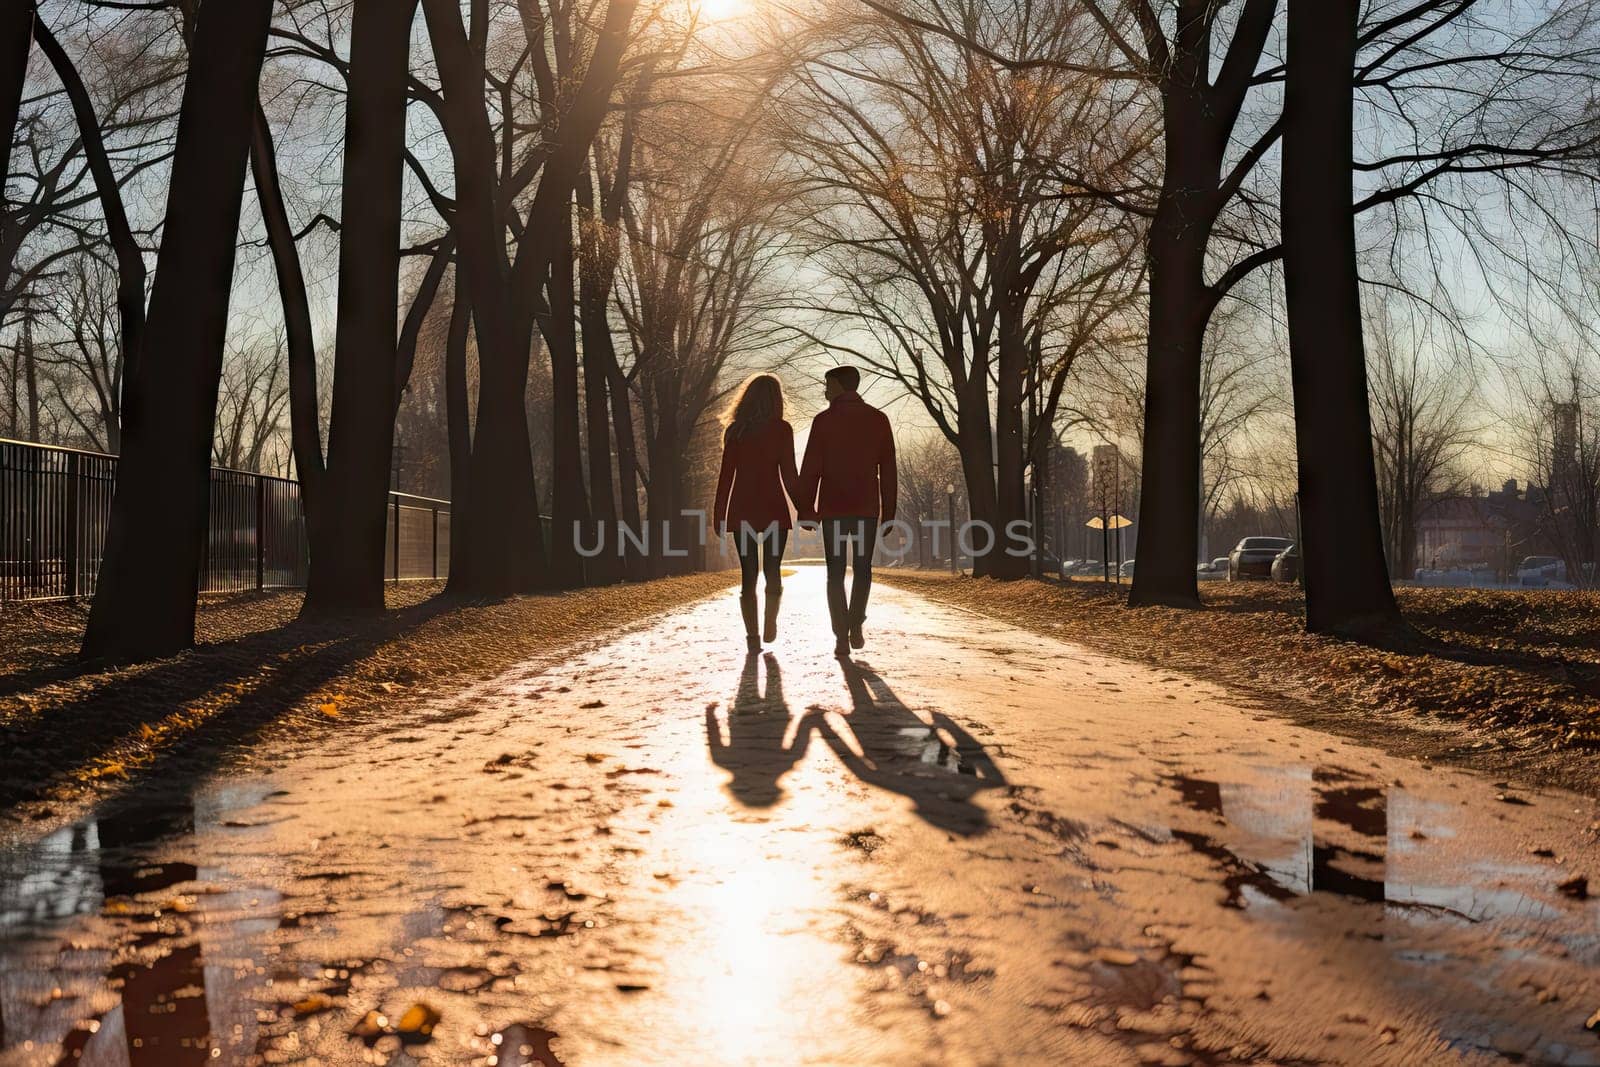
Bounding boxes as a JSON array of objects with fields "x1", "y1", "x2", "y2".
[
  {"x1": 421, "y1": 0, "x2": 639, "y2": 596},
  {"x1": 1281, "y1": 0, "x2": 1399, "y2": 635},
  {"x1": 213, "y1": 329, "x2": 290, "y2": 473},
  {"x1": 84, "y1": 0, "x2": 277, "y2": 660},
  {"x1": 300, "y1": 0, "x2": 422, "y2": 616},
  {"x1": 895, "y1": 430, "x2": 963, "y2": 565},
  {"x1": 777, "y1": 0, "x2": 1148, "y2": 578},
  {"x1": 1509, "y1": 349, "x2": 1600, "y2": 589},
  {"x1": 1365, "y1": 296, "x2": 1475, "y2": 579},
  {"x1": 616, "y1": 86, "x2": 792, "y2": 576},
  {"x1": 36, "y1": 252, "x2": 122, "y2": 450}
]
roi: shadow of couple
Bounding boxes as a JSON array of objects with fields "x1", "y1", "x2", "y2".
[{"x1": 705, "y1": 652, "x2": 1005, "y2": 835}]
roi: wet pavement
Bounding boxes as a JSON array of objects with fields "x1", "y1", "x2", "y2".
[{"x1": 1, "y1": 564, "x2": 1598, "y2": 1066}]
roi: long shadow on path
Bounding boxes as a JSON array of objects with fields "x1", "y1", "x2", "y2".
[
  {"x1": 706, "y1": 652, "x2": 812, "y2": 807},
  {"x1": 817, "y1": 658, "x2": 1005, "y2": 836},
  {"x1": 0, "y1": 596, "x2": 459, "y2": 809},
  {"x1": 706, "y1": 654, "x2": 1006, "y2": 834}
]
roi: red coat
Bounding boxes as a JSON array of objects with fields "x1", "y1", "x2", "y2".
[
  {"x1": 798, "y1": 392, "x2": 897, "y2": 521},
  {"x1": 713, "y1": 418, "x2": 801, "y2": 532}
]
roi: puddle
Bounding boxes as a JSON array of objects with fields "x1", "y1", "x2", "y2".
[
  {"x1": 887, "y1": 725, "x2": 987, "y2": 776},
  {"x1": 1, "y1": 797, "x2": 222, "y2": 1064},
  {"x1": 0, "y1": 774, "x2": 587, "y2": 1066},
  {"x1": 1161, "y1": 766, "x2": 1578, "y2": 928}
]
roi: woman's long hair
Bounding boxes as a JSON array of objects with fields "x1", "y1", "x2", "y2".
[{"x1": 725, "y1": 374, "x2": 784, "y2": 440}]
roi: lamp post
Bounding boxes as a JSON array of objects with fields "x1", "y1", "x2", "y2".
[{"x1": 946, "y1": 483, "x2": 957, "y2": 575}]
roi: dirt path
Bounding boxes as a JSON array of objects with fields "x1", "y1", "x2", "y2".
[{"x1": 2, "y1": 565, "x2": 1597, "y2": 1065}]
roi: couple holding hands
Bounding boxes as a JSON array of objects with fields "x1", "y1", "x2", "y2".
[{"x1": 712, "y1": 366, "x2": 898, "y2": 659}]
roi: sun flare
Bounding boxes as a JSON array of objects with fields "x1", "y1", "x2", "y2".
[{"x1": 692, "y1": 0, "x2": 745, "y2": 23}]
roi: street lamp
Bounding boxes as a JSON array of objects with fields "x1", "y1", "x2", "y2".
[{"x1": 946, "y1": 483, "x2": 957, "y2": 575}]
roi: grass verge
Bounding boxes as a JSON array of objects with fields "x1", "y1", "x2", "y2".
[{"x1": 878, "y1": 570, "x2": 1600, "y2": 793}]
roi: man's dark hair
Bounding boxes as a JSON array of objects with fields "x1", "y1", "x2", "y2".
[{"x1": 825, "y1": 366, "x2": 861, "y2": 393}]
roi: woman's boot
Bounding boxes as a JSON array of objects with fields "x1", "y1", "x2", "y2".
[
  {"x1": 740, "y1": 593, "x2": 760, "y2": 653},
  {"x1": 762, "y1": 591, "x2": 781, "y2": 643}
]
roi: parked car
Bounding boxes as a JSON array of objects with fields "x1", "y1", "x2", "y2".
[
  {"x1": 1517, "y1": 555, "x2": 1566, "y2": 587},
  {"x1": 1271, "y1": 544, "x2": 1300, "y2": 583},
  {"x1": 1229, "y1": 537, "x2": 1294, "y2": 581},
  {"x1": 1119, "y1": 559, "x2": 1136, "y2": 578},
  {"x1": 1196, "y1": 557, "x2": 1230, "y2": 582}
]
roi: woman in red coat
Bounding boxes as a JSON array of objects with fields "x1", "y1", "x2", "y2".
[{"x1": 713, "y1": 374, "x2": 804, "y2": 652}]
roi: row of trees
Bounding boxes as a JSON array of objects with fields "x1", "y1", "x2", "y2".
[
  {"x1": 6, "y1": 0, "x2": 1600, "y2": 660},
  {"x1": 868, "y1": 0, "x2": 1600, "y2": 633},
  {"x1": 3, "y1": 0, "x2": 796, "y2": 659}
]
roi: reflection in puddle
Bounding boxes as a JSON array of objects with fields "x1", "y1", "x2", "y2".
[
  {"x1": 888, "y1": 725, "x2": 984, "y2": 776},
  {"x1": 20, "y1": 800, "x2": 217, "y2": 1064},
  {"x1": 1162, "y1": 766, "x2": 1565, "y2": 924},
  {"x1": 0, "y1": 792, "x2": 292, "y2": 1065},
  {"x1": 0, "y1": 781, "x2": 577, "y2": 1065}
]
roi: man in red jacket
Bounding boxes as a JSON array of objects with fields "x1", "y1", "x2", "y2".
[{"x1": 797, "y1": 366, "x2": 897, "y2": 658}]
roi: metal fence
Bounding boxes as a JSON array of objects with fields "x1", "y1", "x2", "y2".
[{"x1": 0, "y1": 437, "x2": 450, "y2": 602}]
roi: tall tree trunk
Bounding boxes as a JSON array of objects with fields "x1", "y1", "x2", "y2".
[
  {"x1": 1128, "y1": 0, "x2": 1277, "y2": 609},
  {"x1": 608, "y1": 360, "x2": 643, "y2": 578},
  {"x1": 1128, "y1": 92, "x2": 1216, "y2": 609},
  {"x1": 82, "y1": 0, "x2": 275, "y2": 661},
  {"x1": 250, "y1": 106, "x2": 323, "y2": 507},
  {"x1": 424, "y1": 0, "x2": 546, "y2": 597},
  {"x1": 643, "y1": 370, "x2": 692, "y2": 578},
  {"x1": 0, "y1": 1, "x2": 30, "y2": 184},
  {"x1": 1283, "y1": 0, "x2": 1400, "y2": 637},
  {"x1": 22, "y1": 310, "x2": 36, "y2": 439},
  {"x1": 578, "y1": 294, "x2": 620, "y2": 584},
  {"x1": 445, "y1": 276, "x2": 471, "y2": 581},
  {"x1": 576, "y1": 171, "x2": 621, "y2": 585},
  {"x1": 541, "y1": 196, "x2": 591, "y2": 588},
  {"x1": 991, "y1": 281, "x2": 1030, "y2": 580},
  {"x1": 461, "y1": 317, "x2": 546, "y2": 594},
  {"x1": 949, "y1": 348, "x2": 998, "y2": 576},
  {"x1": 955, "y1": 397, "x2": 998, "y2": 576},
  {"x1": 304, "y1": 0, "x2": 419, "y2": 616}
]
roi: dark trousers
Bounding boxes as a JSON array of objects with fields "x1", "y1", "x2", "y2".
[
  {"x1": 822, "y1": 517, "x2": 877, "y2": 637},
  {"x1": 735, "y1": 525, "x2": 787, "y2": 597}
]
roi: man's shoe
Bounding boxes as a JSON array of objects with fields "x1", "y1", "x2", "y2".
[
  {"x1": 848, "y1": 623, "x2": 865, "y2": 650},
  {"x1": 834, "y1": 637, "x2": 851, "y2": 659}
]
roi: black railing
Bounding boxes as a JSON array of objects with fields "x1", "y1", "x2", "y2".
[{"x1": 0, "y1": 438, "x2": 450, "y2": 602}]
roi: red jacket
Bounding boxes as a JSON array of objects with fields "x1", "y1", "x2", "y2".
[
  {"x1": 798, "y1": 392, "x2": 897, "y2": 521},
  {"x1": 713, "y1": 418, "x2": 801, "y2": 532}
]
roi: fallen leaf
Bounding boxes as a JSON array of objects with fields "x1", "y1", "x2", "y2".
[
  {"x1": 395, "y1": 1001, "x2": 441, "y2": 1043},
  {"x1": 350, "y1": 1009, "x2": 387, "y2": 1043},
  {"x1": 292, "y1": 993, "x2": 333, "y2": 1016}
]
